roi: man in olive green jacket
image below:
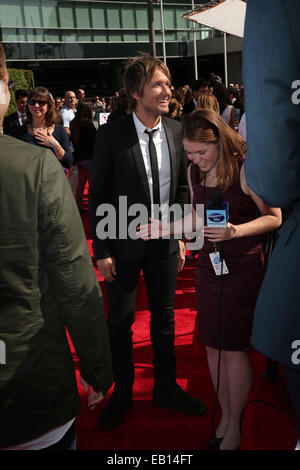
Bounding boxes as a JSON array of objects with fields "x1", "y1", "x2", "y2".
[{"x1": 0, "y1": 43, "x2": 113, "y2": 449}]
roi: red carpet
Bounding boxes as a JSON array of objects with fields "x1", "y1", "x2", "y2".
[{"x1": 69, "y1": 199, "x2": 298, "y2": 451}]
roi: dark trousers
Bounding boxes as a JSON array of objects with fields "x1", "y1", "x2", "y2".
[
  {"x1": 105, "y1": 250, "x2": 179, "y2": 397},
  {"x1": 283, "y1": 365, "x2": 300, "y2": 439}
]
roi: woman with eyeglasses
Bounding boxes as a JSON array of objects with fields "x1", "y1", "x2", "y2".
[
  {"x1": 12, "y1": 86, "x2": 72, "y2": 169},
  {"x1": 137, "y1": 109, "x2": 282, "y2": 450}
]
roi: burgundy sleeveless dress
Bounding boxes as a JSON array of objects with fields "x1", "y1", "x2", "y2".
[{"x1": 190, "y1": 162, "x2": 265, "y2": 351}]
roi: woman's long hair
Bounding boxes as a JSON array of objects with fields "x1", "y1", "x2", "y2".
[
  {"x1": 26, "y1": 86, "x2": 58, "y2": 127},
  {"x1": 182, "y1": 109, "x2": 247, "y2": 192},
  {"x1": 213, "y1": 83, "x2": 232, "y2": 115},
  {"x1": 174, "y1": 87, "x2": 187, "y2": 106},
  {"x1": 70, "y1": 99, "x2": 94, "y2": 145},
  {"x1": 166, "y1": 98, "x2": 182, "y2": 119},
  {"x1": 196, "y1": 94, "x2": 220, "y2": 114}
]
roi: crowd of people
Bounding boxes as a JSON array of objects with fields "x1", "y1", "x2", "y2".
[
  {"x1": 2, "y1": 75, "x2": 245, "y2": 213},
  {"x1": 1, "y1": 0, "x2": 300, "y2": 451},
  {"x1": 2, "y1": 77, "x2": 244, "y2": 136}
]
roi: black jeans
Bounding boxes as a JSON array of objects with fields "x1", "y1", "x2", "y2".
[{"x1": 105, "y1": 250, "x2": 179, "y2": 396}]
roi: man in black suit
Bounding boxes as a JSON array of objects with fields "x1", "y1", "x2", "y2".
[
  {"x1": 89, "y1": 54, "x2": 206, "y2": 430},
  {"x1": 3, "y1": 89, "x2": 28, "y2": 135}
]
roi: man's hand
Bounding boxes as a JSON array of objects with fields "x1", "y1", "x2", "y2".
[
  {"x1": 96, "y1": 257, "x2": 117, "y2": 282},
  {"x1": 136, "y1": 218, "x2": 170, "y2": 240},
  {"x1": 178, "y1": 240, "x2": 186, "y2": 272},
  {"x1": 80, "y1": 376, "x2": 104, "y2": 411}
]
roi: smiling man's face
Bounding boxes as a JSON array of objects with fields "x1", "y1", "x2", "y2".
[{"x1": 133, "y1": 67, "x2": 172, "y2": 126}]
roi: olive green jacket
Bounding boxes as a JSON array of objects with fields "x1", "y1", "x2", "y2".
[{"x1": 0, "y1": 135, "x2": 113, "y2": 448}]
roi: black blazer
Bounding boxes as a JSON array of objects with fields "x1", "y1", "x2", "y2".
[
  {"x1": 3, "y1": 112, "x2": 20, "y2": 136},
  {"x1": 89, "y1": 113, "x2": 188, "y2": 262},
  {"x1": 107, "y1": 106, "x2": 127, "y2": 123}
]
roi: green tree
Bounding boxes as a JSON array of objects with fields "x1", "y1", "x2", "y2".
[{"x1": 6, "y1": 68, "x2": 35, "y2": 115}]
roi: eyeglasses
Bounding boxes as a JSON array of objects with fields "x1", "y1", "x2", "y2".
[{"x1": 28, "y1": 98, "x2": 48, "y2": 107}]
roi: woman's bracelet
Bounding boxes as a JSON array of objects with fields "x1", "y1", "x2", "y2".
[{"x1": 52, "y1": 141, "x2": 60, "y2": 150}]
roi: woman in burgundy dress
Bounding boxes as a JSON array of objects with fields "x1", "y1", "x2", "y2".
[
  {"x1": 185, "y1": 110, "x2": 281, "y2": 450},
  {"x1": 138, "y1": 109, "x2": 281, "y2": 450}
]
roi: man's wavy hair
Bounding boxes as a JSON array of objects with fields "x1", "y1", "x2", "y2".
[
  {"x1": 183, "y1": 109, "x2": 247, "y2": 192},
  {"x1": 123, "y1": 53, "x2": 171, "y2": 112}
]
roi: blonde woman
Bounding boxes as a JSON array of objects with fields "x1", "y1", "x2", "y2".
[
  {"x1": 196, "y1": 94, "x2": 220, "y2": 114},
  {"x1": 166, "y1": 97, "x2": 182, "y2": 121}
]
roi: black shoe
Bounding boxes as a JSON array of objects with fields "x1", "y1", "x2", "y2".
[
  {"x1": 152, "y1": 383, "x2": 206, "y2": 416},
  {"x1": 207, "y1": 434, "x2": 224, "y2": 450},
  {"x1": 99, "y1": 395, "x2": 133, "y2": 430}
]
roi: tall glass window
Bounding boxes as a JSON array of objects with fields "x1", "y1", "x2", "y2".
[
  {"x1": 75, "y1": 4, "x2": 91, "y2": 29},
  {"x1": 176, "y1": 8, "x2": 189, "y2": 29},
  {"x1": 164, "y1": 7, "x2": 176, "y2": 30},
  {"x1": 135, "y1": 7, "x2": 148, "y2": 29},
  {"x1": 121, "y1": 6, "x2": 135, "y2": 29},
  {"x1": 0, "y1": 0, "x2": 24, "y2": 27},
  {"x1": 106, "y1": 7, "x2": 121, "y2": 29},
  {"x1": 42, "y1": 1, "x2": 59, "y2": 28},
  {"x1": 91, "y1": 4, "x2": 106, "y2": 29},
  {"x1": 58, "y1": 4, "x2": 75, "y2": 29},
  {"x1": 24, "y1": 0, "x2": 42, "y2": 28},
  {"x1": 153, "y1": 9, "x2": 162, "y2": 29}
]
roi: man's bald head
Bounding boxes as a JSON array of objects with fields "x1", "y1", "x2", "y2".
[
  {"x1": 77, "y1": 89, "x2": 85, "y2": 100},
  {"x1": 64, "y1": 90, "x2": 77, "y2": 109}
]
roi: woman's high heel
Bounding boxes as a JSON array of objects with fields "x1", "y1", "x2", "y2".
[{"x1": 207, "y1": 434, "x2": 224, "y2": 450}]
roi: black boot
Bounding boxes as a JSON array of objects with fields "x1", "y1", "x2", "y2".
[
  {"x1": 99, "y1": 391, "x2": 133, "y2": 430},
  {"x1": 153, "y1": 382, "x2": 206, "y2": 416}
]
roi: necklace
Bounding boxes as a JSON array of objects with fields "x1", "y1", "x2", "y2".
[{"x1": 30, "y1": 125, "x2": 48, "y2": 136}]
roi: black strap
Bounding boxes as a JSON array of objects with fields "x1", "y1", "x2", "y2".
[{"x1": 144, "y1": 129, "x2": 160, "y2": 207}]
